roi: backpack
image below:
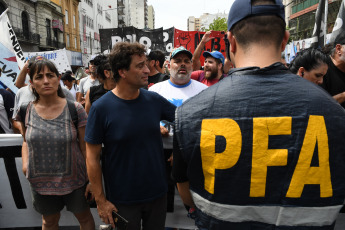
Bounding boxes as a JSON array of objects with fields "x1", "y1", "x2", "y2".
[{"x1": 20, "y1": 100, "x2": 78, "y2": 133}]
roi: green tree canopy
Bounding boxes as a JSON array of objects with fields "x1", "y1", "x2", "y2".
[{"x1": 207, "y1": 17, "x2": 227, "y2": 32}]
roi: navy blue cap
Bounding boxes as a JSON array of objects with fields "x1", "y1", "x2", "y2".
[
  {"x1": 227, "y1": 0, "x2": 285, "y2": 31},
  {"x1": 203, "y1": 51, "x2": 225, "y2": 65}
]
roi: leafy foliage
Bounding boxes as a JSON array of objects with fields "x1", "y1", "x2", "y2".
[{"x1": 207, "y1": 17, "x2": 227, "y2": 32}]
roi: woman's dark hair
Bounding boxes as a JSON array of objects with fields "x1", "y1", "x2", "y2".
[
  {"x1": 93, "y1": 54, "x2": 111, "y2": 80},
  {"x1": 29, "y1": 59, "x2": 65, "y2": 102},
  {"x1": 289, "y1": 48, "x2": 329, "y2": 74}
]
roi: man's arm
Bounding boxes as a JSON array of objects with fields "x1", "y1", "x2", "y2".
[
  {"x1": 332, "y1": 92, "x2": 345, "y2": 104},
  {"x1": 15, "y1": 61, "x2": 29, "y2": 89},
  {"x1": 85, "y1": 90, "x2": 92, "y2": 114},
  {"x1": 22, "y1": 140, "x2": 29, "y2": 175},
  {"x1": 77, "y1": 79, "x2": 85, "y2": 104},
  {"x1": 86, "y1": 142, "x2": 118, "y2": 228},
  {"x1": 12, "y1": 120, "x2": 22, "y2": 134},
  {"x1": 192, "y1": 31, "x2": 214, "y2": 71},
  {"x1": 177, "y1": 182, "x2": 195, "y2": 208},
  {"x1": 172, "y1": 133, "x2": 195, "y2": 208}
]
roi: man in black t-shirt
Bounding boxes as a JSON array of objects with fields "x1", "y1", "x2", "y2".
[
  {"x1": 147, "y1": 50, "x2": 169, "y2": 88},
  {"x1": 322, "y1": 32, "x2": 345, "y2": 108}
]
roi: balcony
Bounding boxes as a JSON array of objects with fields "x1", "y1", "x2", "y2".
[
  {"x1": 117, "y1": 0, "x2": 125, "y2": 7},
  {"x1": 118, "y1": 17, "x2": 125, "y2": 27},
  {"x1": 13, "y1": 27, "x2": 40, "y2": 45},
  {"x1": 118, "y1": 9, "x2": 125, "y2": 15},
  {"x1": 46, "y1": 38, "x2": 66, "y2": 49}
]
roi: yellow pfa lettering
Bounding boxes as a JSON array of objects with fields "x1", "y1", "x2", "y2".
[
  {"x1": 250, "y1": 117, "x2": 292, "y2": 197},
  {"x1": 200, "y1": 119, "x2": 242, "y2": 194},
  {"x1": 287, "y1": 115, "x2": 332, "y2": 198}
]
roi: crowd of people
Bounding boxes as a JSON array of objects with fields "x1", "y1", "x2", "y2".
[{"x1": 2, "y1": 0, "x2": 345, "y2": 229}]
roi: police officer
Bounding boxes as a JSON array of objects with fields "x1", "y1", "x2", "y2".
[{"x1": 172, "y1": 0, "x2": 345, "y2": 229}]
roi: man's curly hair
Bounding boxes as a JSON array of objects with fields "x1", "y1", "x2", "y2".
[{"x1": 109, "y1": 42, "x2": 147, "y2": 82}]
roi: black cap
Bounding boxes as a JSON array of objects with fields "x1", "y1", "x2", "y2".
[
  {"x1": 227, "y1": 0, "x2": 285, "y2": 31},
  {"x1": 61, "y1": 73, "x2": 75, "y2": 81},
  {"x1": 334, "y1": 32, "x2": 345, "y2": 47}
]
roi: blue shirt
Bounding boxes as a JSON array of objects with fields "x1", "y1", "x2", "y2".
[{"x1": 85, "y1": 89, "x2": 176, "y2": 204}]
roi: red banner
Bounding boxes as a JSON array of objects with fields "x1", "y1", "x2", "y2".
[{"x1": 173, "y1": 29, "x2": 226, "y2": 65}]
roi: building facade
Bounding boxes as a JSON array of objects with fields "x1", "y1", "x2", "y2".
[
  {"x1": 0, "y1": 0, "x2": 65, "y2": 52},
  {"x1": 287, "y1": 0, "x2": 341, "y2": 40},
  {"x1": 0, "y1": 0, "x2": 143, "y2": 67},
  {"x1": 78, "y1": 0, "x2": 121, "y2": 65},
  {"x1": 187, "y1": 16, "x2": 200, "y2": 31},
  {"x1": 127, "y1": 0, "x2": 148, "y2": 29},
  {"x1": 188, "y1": 12, "x2": 227, "y2": 31},
  {"x1": 147, "y1": 4, "x2": 154, "y2": 29}
]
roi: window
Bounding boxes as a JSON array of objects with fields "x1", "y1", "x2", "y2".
[
  {"x1": 46, "y1": 19, "x2": 51, "y2": 40},
  {"x1": 21, "y1": 11, "x2": 29, "y2": 40},
  {"x1": 105, "y1": 12, "x2": 111, "y2": 22},
  {"x1": 65, "y1": 10, "x2": 68, "y2": 24},
  {"x1": 67, "y1": 34, "x2": 70, "y2": 47},
  {"x1": 75, "y1": 37, "x2": 77, "y2": 48},
  {"x1": 73, "y1": 15, "x2": 76, "y2": 28},
  {"x1": 97, "y1": 4, "x2": 102, "y2": 14}
]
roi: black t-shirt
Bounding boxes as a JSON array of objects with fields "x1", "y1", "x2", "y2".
[
  {"x1": 148, "y1": 73, "x2": 169, "y2": 86},
  {"x1": 322, "y1": 60, "x2": 345, "y2": 108},
  {"x1": 89, "y1": 84, "x2": 109, "y2": 105}
]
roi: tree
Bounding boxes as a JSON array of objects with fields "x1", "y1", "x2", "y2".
[{"x1": 207, "y1": 17, "x2": 227, "y2": 32}]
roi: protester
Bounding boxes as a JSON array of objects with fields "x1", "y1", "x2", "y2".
[
  {"x1": 14, "y1": 59, "x2": 94, "y2": 229},
  {"x1": 191, "y1": 31, "x2": 228, "y2": 86},
  {"x1": 61, "y1": 72, "x2": 79, "y2": 100},
  {"x1": 149, "y1": 50, "x2": 168, "y2": 74},
  {"x1": 85, "y1": 42, "x2": 176, "y2": 230},
  {"x1": 0, "y1": 67, "x2": 15, "y2": 134},
  {"x1": 77, "y1": 55, "x2": 100, "y2": 105},
  {"x1": 149, "y1": 46, "x2": 207, "y2": 214},
  {"x1": 172, "y1": 0, "x2": 345, "y2": 229},
  {"x1": 0, "y1": 88, "x2": 14, "y2": 134},
  {"x1": 322, "y1": 32, "x2": 345, "y2": 108},
  {"x1": 85, "y1": 54, "x2": 116, "y2": 114},
  {"x1": 289, "y1": 48, "x2": 328, "y2": 85},
  {"x1": 12, "y1": 56, "x2": 74, "y2": 134},
  {"x1": 147, "y1": 50, "x2": 169, "y2": 88}
]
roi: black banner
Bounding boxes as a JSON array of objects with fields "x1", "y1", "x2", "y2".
[
  {"x1": 100, "y1": 27, "x2": 174, "y2": 57},
  {"x1": 311, "y1": 0, "x2": 326, "y2": 48}
]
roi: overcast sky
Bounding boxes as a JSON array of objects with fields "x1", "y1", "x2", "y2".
[{"x1": 147, "y1": 0, "x2": 235, "y2": 31}]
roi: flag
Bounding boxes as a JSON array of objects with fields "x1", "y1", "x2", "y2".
[
  {"x1": 289, "y1": 42, "x2": 296, "y2": 63},
  {"x1": 330, "y1": 0, "x2": 345, "y2": 43},
  {"x1": 0, "y1": 9, "x2": 25, "y2": 94},
  {"x1": 310, "y1": 0, "x2": 327, "y2": 48}
]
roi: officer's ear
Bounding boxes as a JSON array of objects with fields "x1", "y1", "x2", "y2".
[
  {"x1": 227, "y1": 31, "x2": 236, "y2": 53},
  {"x1": 281, "y1": 31, "x2": 290, "y2": 52}
]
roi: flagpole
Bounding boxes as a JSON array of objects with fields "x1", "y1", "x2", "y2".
[{"x1": 324, "y1": 0, "x2": 328, "y2": 45}]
